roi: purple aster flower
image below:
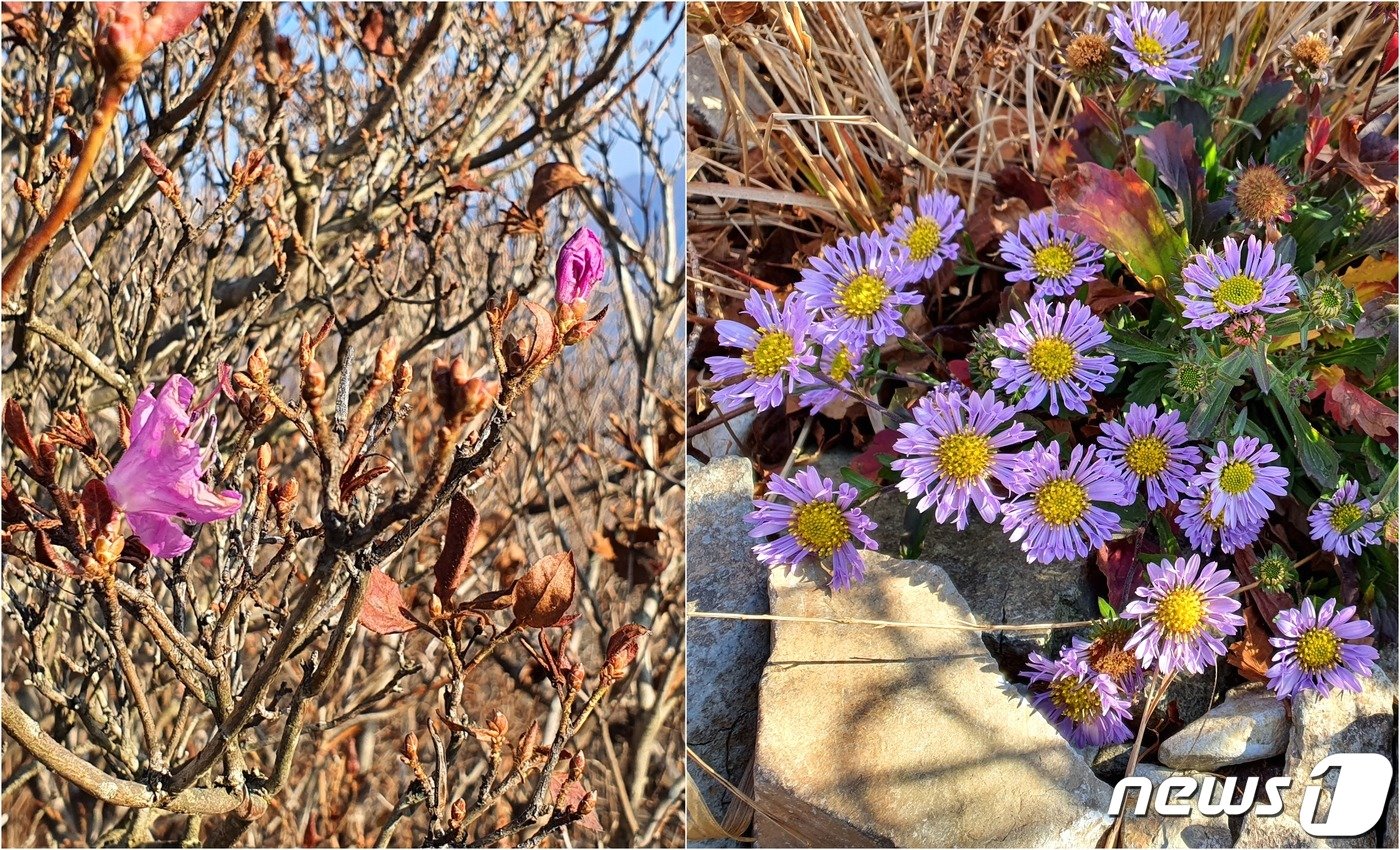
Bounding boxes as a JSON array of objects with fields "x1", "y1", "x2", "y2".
[
  {"x1": 1176, "y1": 491, "x2": 1265, "y2": 555},
  {"x1": 746, "y1": 466, "x2": 879, "y2": 591},
  {"x1": 999, "y1": 211, "x2": 1105, "y2": 299},
  {"x1": 797, "y1": 231, "x2": 921, "y2": 351},
  {"x1": 1178, "y1": 235, "x2": 1297, "y2": 330},
  {"x1": 105, "y1": 375, "x2": 244, "y2": 559},
  {"x1": 991, "y1": 299, "x2": 1118, "y2": 416},
  {"x1": 1266, "y1": 598, "x2": 1379, "y2": 699},
  {"x1": 1000, "y1": 442, "x2": 1127, "y2": 564},
  {"x1": 886, "y1": 190, "x2": 965, "y2": 281},
  {"x1": 555, "y1": 227, "x2": 604, "y2": 306},
  {"x1": 1308, "y1": 481, "x2": 1383, "y2": 557},
  {"x1": 1122, "y1": 555, "x2": 1244, "y2": 675},
  {"x1": 1194, "y1": 436, "x2": 1290, "y2": 528},
  {"x1": 1095, "y1": 403, "x2": 1202, "y2": 509},
  {"x1": 1107, "y1": 1, "x2": 1201, "y2": 85},
  {"x1": 796, "y1": 341, "x2": 865, "y2": 415},
  {"x1": 891, "y1": 389, "x2": 1034, "y2": 530},
  {"x1": 1023, "y1": 649, "x2": 1133, "y2": 748},
  {"x1": 705, "y1": 289, "x2": 818, "y2": 413}
]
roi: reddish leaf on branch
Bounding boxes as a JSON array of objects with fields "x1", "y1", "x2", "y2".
[
  {"x1": 432, "y1": 493, "x2": 480, "y2": 606},
  {"x1": 360, "y1": 568, "x2": 417, "y2": 635},
  {"x1": 3, "y1": 398, "x2": 37, "y2": 461},
  {"x1": 79, "y1": 480, "x2": 119, "y2": 542},
  {"x1": 359, "y1": 6, "x2": 398, "y2": 56},
  {"x1": 1084, "y1": 280, "x2": 1151, "y2": 316},
  {"x1": 512, "y1": 552, "x2": 577, "y2": 629},
  {"x1": 1310, "y1": 365, "x2": 1397, "y2": 443}
]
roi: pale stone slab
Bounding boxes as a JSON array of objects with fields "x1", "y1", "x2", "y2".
[
  {"x1": 754, "y1": 553, "x2": 1114, "y2": 848},
  {"x1": 1159, "y1": 682, "x2": 1288, "y2": 771}
]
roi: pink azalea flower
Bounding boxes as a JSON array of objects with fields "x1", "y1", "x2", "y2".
[
  {"x1": 95, "y1": 2, "x2": 205, "y2": 81},
  {"x1": 104, "y1": 375, "x2": 242, "y2": 558},
  {"x1": 555, "y1": 227, "x2": 605, "y2": 306}
]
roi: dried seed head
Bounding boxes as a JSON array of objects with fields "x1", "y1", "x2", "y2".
[
  {"x1": 1233, "y1": 164, "x2": 1294, "y2": 225},
  {"x1": 1287, "y1": 31, "x2": 1341, "y2": 82},
  {"x1": 1065, "y1": 31, "x2": 1115, "y2": 85}
]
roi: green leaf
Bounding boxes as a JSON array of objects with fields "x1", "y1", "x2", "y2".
[
  {"x1": 1097, "y1": 597, "x2": 1117, "y2": 619},
  {"x1": 1187, "y1": 348, "x2": 1250, "y2": 438}
]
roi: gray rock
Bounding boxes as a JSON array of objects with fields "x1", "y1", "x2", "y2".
[
  {"x1": 1092, "y1": 742, "x2": 1136, "y2": 783},
  {"x1": 685, "y1": 456, "x2": 767, "y2": 846},
  {"x1": 753, "y1": 552, "x2": 1113, "y2": 848},
  {"x1": 1159, "y1": 682, "x2": 1288, "y2": 771},
  {"x1": 1155, "y1": 670, "x2": 1225, "y2": 728},
  {"x1": 1118, "y1": 766, "x2": 1234, "y2": 849},
  {"x1": 1235, "y1": 665, "x2": 1396, "y2": 848}
]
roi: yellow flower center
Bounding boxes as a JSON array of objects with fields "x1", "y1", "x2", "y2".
[
  {"x1": 1026, "y1": 336, "x2": 1077, "y2": 383},
  {"x1": 1218, "y1": 460, "x2": 1256, "y2": 495},
  {"x1": 935, "y1": 431, "x2": 994, "y2": 485},
  {"x1": 1329, "y1": 503, "x2": 1364, "y2": 533},
  {"x1": 1295, "y1": 627, "x2": 1342, "y2": 673},
  {"x1": 1290, "y1": 34, "x2": 1332, "y2": 73},
  {"x1": 1124, "y1": 436, "x2": 1170, "y2": 477},
  {"x1": 1031, "y1": 244, "x2": 1075, "y2": 280},
  {"x1": 837, "y1": 272, "x2": 891, "y2": 320},
  {"x1": 1048, "y1": 676, "x2": 1103, "y2": 724},
  {"x1": 829, "y1": 346, "x2": 854, "y2": 383},
  {"x1": 903, "y1": 217, "x2": 944, "y2": 261},
  {"x1": 746, "y1": 330, "x2": 796, "y2": 378},
  {"x1": 1155, "y1": 586, "x2": 1207, "y2": 637},
  {"x1": 1134, "y1": 32, "x2": 1167, "y2": 66},
  {"x1": 1034, "y1": 478, "x2": 1090, "y2": 527},
  {"x1": 789, "y1": 500, "x2": 851, "y2": 557},
  {"x1": 1211, "y1": 274, "x2": 1264, "y2": 315}
]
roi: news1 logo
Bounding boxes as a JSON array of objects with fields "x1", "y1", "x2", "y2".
[{"x1": 1109, "y1": 753, "x2": 1394, "y2": 838}]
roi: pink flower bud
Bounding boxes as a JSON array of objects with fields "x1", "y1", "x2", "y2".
[
  {"x1": 95, "y1": 2, "x2": 205, "y2": 83},
  {"x1": 554, "y1": 227, "x2": 604, "y2": 306}
]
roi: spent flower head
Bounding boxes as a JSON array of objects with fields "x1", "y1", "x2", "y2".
[
  {"x1": 1285, "y1": 30, "x2": 1343, "y2": 85},
  {"x1": 1231, "y1": 163, "x2": 1295, "y2": 227},
  {"x1": 1062, "y1": 28, "x2": 1118, "y2": 87}
]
